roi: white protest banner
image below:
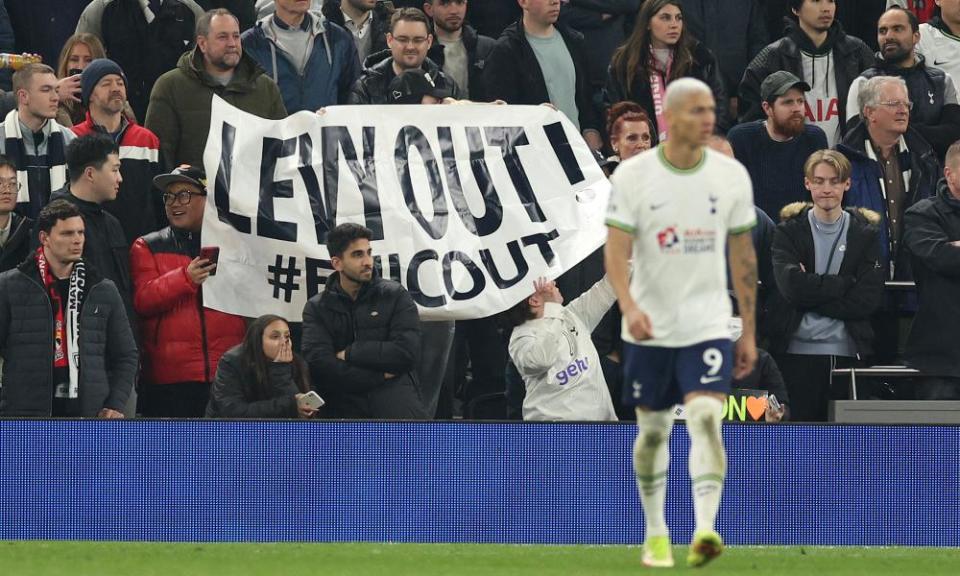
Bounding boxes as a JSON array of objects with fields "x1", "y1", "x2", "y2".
[{"x1": 201, "y1": 96, "x2": 610, "y2": 321}]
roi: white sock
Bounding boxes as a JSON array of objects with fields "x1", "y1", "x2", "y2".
[
  {"x1": 685, "y1": 395, "x2": 726, "y2": 534},
  {"x1": 633, "y1": 408, "x2": 674, "y2": 539}
]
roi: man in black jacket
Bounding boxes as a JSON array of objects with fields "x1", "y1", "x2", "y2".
[
  {"x1": 424, "y1": 0, "x2": 494, "y2": 101},
  {"x1": 302, "y1": 223, "x2": 426, "y2": 419},
  {"x1": 683, "y1": 0, "x2": 768, "y2": 117},
  {"x1": 0, "y1": 156, "x2": 31, "y2": 273},
  {"x1": 903, "y1": 141, "x2": 960, "y2": 400},
  {"x1": 767, "y1": 150, "x2": 884, "y2": 421},
  {"x1": 740, "y1": 0, "x2": 875, "y2": 146},
  {"x1": 846, "y1": 6, "x2": 960, "y2": 161},
  {"x1": 323, "y1": 0, "x2": 393, "y2": 62},
  {"x1": 483, "y1": 0, "x2": 601, "y2": 150},
  {"x1": 0, "y1": 199, "x2": 138, "y2": 417},
  {"x1": 558, "y1": 0, "x2": 640, "y2": 113},
  {"x1": 49, "y1": 135, "x2": 132, "y2": 316},
  {"x1": 348, "y1": 7, "x2": 463, "y2": 104},
  {"x1": 75, "y1": 0, "x2": 205, "y2": 122}
]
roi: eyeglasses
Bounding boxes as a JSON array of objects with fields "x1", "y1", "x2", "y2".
[
  {"x1": 392, "y1": 36, "x2": 429, "y2": 46},
  {"x1": 878, "y1": 100, "x2": 913, "y2": 111},
  {"x1": 162, "y1": 190, "x2": 204, "y2": 206},
  {"x1": 0, "y1": 178, "x2": 20, "y2": 195}
]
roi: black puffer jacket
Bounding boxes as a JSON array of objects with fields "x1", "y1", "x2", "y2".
[
  {"x1": 0, "y1": 258, "x2": 138, "y2": 416},
  {"x1": 97, "y1": 0, "x2": 201, "y2": 122},
  {"x1": 765, "y1": 202, "x2": 885, "y2": 356},
  {"x1": 301, "y1": 272, "x2": 426, "y2": 419},
  {"x1": 48, "y1": 189, "x2": 135, "y2": 330},
  {"x1": 904, "y1": 180, "x2": 960, "y2": 377},
  {"x1": 0, "y1": 212, "x2": 31, "y2": 273},
  {"x1": 347, "y1": 50, "x2": 464, "y2": 104},
  {"x1": 426, "y1": 24, "x2": 496, "y2": 101},
  {"x1": 483, "y1": 19, "x2": 599, "y2": 131},
  {"x1": 605, "y1": 40, "x2": 730, "y2": 139},
  {"x1": 739, "y1": 20, "x2": 874, "y2": 129},
  {"x1": 205, "y1": 345, "x2": 305, "y2": 418}
]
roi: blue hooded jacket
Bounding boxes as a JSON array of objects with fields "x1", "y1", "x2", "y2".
[
  {"x1": 242, "y1": 11, "x2": 361, "y2": 113},
  {"x1": 836, "y1": 120, "x2": 939, "y2": 280}
]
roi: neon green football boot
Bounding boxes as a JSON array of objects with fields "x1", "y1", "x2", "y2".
[
  {"x1": 687, "y1": 530, "x2": 724, "y2": 568},
  {"x1": 641, "y1": 535, "x2": 674, "y2": 568}
]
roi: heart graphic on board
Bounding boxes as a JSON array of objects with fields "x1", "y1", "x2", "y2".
[{"x1": 745, "y1": 396, "x2": 767, "y2": 421}]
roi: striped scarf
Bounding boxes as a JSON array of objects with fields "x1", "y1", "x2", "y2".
[
  {"x1": 3, "y1": 109, "x2": 67, "y2": 217},
  {"x1": 36, "y1": 247, "x2": 85, "y2": 400}
]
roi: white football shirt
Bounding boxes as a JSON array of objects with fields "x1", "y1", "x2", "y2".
[{"x1": 606, "y1": 146, "x2": 756, "y2": 348}]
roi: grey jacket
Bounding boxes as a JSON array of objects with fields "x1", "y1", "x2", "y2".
[{"x1": 0, "y1": 258, "x2": 139, "y2": 416}]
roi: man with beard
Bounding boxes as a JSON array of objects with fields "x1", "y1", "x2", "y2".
[
  {"x1": 301, "y1": 223, "x2": 427, "y2": 419},
  {"x1": 347, "y1": 8, "x2": 462, "y2": 104},
  {"x1": 145, "y1": 9, "x2": 287, "y2": 170},
  {"x1": 740, "y1": 0, "x2": 874, "y2": 146},
  {"x1": 728, "y1": 71, "x2": 829, "y2": 220},
  {"x1": 72, "y1": 59, "x2": 164, "y2": 245},
  {"x1": 424, "y1": 0, "x2": 495, "y2": 101},
  {"x1": 847, "y1": 6, "x2": 960, "y2": 160}
]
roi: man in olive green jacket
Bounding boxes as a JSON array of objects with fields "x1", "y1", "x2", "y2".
[{"x1": 145, "y1": 8, "x2": 287, "y2": 170}]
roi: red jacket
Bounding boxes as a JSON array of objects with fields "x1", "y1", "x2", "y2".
[{"x1": 130, "y1": 227, "x2": 246, "y2": 385}]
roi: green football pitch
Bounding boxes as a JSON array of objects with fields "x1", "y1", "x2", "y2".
[{"x1": 1, "y1": 542, "x2": 958, "y2": 575}]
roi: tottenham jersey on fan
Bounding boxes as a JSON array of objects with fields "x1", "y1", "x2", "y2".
[{"x1": 606, "y1": 146, "x2": 755, "y2": 348}]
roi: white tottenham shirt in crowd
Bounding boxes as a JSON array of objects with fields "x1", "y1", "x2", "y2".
[
  {"x1": 509, "y1": 277, "x2": 619, "y2": 422},
  {"x1": 606, "y1": 146, "x2": 756, "y2": 348}
]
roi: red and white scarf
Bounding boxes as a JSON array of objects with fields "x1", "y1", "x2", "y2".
[
  {"x1": 36, "y1": 247, "x2": 85, "y2": 399},
  {"x1": 649, "y1": 48, "x2": 673, "y2": 143}
]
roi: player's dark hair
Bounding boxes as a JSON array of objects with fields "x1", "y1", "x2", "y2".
[
  {"x1": 240, "y1": 314, "x2": 311, "y2": 401},
  {"x1": 327, "y1": 223, "x2": 373, "y2": 258},
  {"x1": 36, "y1": 199, "x2": 82, "y2": 235},
  {"x1": 67, "y1": 134, "x2": 119, "y2": 183}
]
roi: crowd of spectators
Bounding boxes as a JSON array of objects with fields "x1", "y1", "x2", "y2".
[{"x1": 1, "y1": 0, "x2": 959, "y2": 423}]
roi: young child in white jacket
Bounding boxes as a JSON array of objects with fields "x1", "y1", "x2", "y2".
[{"x1": 508, "y1": 276, "x2": 619, "y2": 421}]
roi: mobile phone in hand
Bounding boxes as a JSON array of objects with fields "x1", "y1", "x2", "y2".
[
  {"x1": 199, "y1": 246, "x2": 220, "y2": 275},
  {"x1": 768, "y1": 394, "x2": 782, "y2": 413},
  {"x1": 299, "y1": 391, "x2": 325, "y2": 410}
]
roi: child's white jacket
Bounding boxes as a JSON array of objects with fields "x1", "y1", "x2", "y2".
[{"x1": 509, "y1": 277, "x2": 619, "y2": 421}]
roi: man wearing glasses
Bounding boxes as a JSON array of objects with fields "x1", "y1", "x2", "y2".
[
  {"x1": 0, "y1": 156, "x2": 30, "y2": 273},
  {"x1": 129, "y1": 165, "x2": 246, "y2": 417},
  {"x1": 836, "y1": 74, "x2": 939, "y2": 365},
  {"x1": 837, "y1": 75, "x2": 939, "y2": 282},
  {"x1": 846, "y1": 6, "x2": 960, "y2": 161},
  {"x1": 347, "y1": 7, "x2": 462, "y2": 104}
]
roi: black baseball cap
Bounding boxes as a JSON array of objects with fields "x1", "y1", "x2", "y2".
[
  {"x1": 153, "y1": 165, "x2": 207, "y2": 192},
  {"x1": 760, "y1": 71, "x2": 811, "y2": 103},
  {"x1": 388, "y1": 69, "x2": 452, "y2": 104}
]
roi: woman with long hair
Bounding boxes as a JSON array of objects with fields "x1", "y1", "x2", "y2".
[
  {"x1": 206, "y1": 315, "x2": 318, "y2": 418},
  {"x1": 55, "y1": 34, "x2": 106, "y2": 127},
  {"x1": 55, "y1": 33, "x2": 136, "y2": 127},
  {"x1": 605, "y1": 0, "x2": 728, "y2": 143}
]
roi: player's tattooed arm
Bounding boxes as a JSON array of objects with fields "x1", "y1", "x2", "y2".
[
  {"x1": 729, "y1": 231, "x2": 759, "y2": 378},
  {"x1": 728, "y1": 231, "x2": 758, "y2": 337}
]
